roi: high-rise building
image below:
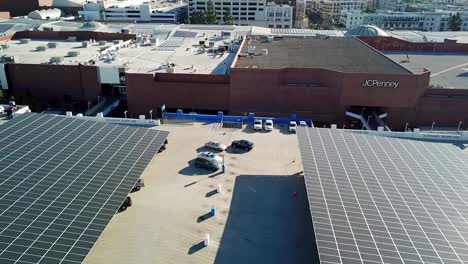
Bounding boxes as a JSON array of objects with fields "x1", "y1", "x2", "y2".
[
  {"x1": 188, "y1": 0, "x2": 293, "y2": 28},
  {"x1": 341, "y1": 10, "x2": 468, "y2": 31},
  {"x1": 316, "y1": 0, "x2": 367, "y2": 19},
  {"x1": 79, "y1": 0, "x2": 188, "y2": 23}
]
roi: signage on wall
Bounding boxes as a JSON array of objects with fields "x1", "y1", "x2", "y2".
[{"x1": 362, "y1": 79, "x2": 400, "y2": 88}]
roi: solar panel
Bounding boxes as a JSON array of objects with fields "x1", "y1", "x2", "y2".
[
  {"x1": 297, "y1": 127, "x2": 468, "y2": 264},
  {"x1": 155, "y1": 39, "x2": 185, "y2": 51},
  {"x1": 172, "y1": 30, "x2": 197, "y2": 38},
  {"x1": 0, "y1": 113, "x2": 168, "y2": 264}
]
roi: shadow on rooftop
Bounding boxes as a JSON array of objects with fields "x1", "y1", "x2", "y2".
[{"x1": 214, "y1": 175, "x2": 318, "y2": 264}]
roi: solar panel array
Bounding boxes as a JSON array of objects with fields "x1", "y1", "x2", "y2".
[
  {"x1": 172, "y1": 30, "x2": 197, "y2": 38},
  {"x1": 297, "y1": 127, "x2": 468, "y2": 264},
  {"x1": 0, "y1": 113, "x2": 168, "y2": 264},
  {"x1": 180, "y1": 25, "x2": 235, "y2": 31},
  {"x1": 271, "y1": 28, "x2": 341, "y2": 36},
  {"x1": 155, "y1": 39, "x2": 185, "y2": 51}
]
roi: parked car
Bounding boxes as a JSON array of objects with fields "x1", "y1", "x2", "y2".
[
  {"x1": 198, "y1": 151, "x2": 223, "y2": 163},
  {"x1": 231, "y1": 140, "x2": 254, "y2": 151},
  {"x1": 119, "y1": 197, "x2": 132, "y2": 212},
  {"x1": 254, "y1": 119, "x2": 263, "y2": 130},
  {"x1": 195, "y1": 158, "x2": 221, "y2": 171},
  {"x1": 204, "y1": 141, "x2": 227, "y2": 151},
  {"x1": 299, "y1": 121, "x2": 307, "y2": 127},
  {"x1": 264, "y1": 119, "x2": 273, "y2": 131},
  {"x1": 132, "y1": 178, "x2": 145, "y2": 192},
  {"x1": 289, "y1": 121, "x2": 297, "y2": 133}
]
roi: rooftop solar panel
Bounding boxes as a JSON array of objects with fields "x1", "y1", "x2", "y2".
[
  {"x1": 0, "y1": 113, "x2": 168, "y2": 264},
  {"x1": 297, "y1": 127, "x2": 468, "y2": 264},
  {"x1": 172, "y1": 30, "x2": 197, "y2": 38}
]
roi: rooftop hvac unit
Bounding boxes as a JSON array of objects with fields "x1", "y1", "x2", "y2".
[
  {"x1": 98, "y1": 40, "x2": 106, "y2": 45},
  {"x1": 0, "y1": 44, "x2": 8, "y2": 50},
  {"x1": 266, "y1": 36, "x2": 274, "y2": 43},
  {"x1": 67, "y1": 36, "x2": 77, "y2": 42},
  {"x1": 247, "y1": 45, "x2": 256, "y2": 55},
  {"x1": 0, "y1": 55, "x2": 19, "y2": 63},
  {"x1": 19, "y1": 38, "x2": 31, "y2": 44},
  {"x1": 149, "y1": 37, "x2": 159, "y2": 46},
  {"x1": 47, "y1": 42, "x2": 58, "y2": 48},
  {"x1": 166, "y1": 66, "x2": 175, "y2": 73},
  {"x1": 50, "y1": 56, "x2": 63, "y2": 63},
  {"x1": 67, "y1": 51, "x2": 80, "y2": 57},
  {"x1": 36, "y1": 46, "x2": 47, "y2": 51},
  {"x1": 113, "y1": 40, "x2": 122, "y2": 45},
  {"x1": 82, "y1": 41, "x2": 89, "y2": 48}
]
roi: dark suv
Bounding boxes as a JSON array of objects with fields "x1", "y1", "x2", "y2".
[
  {"x1": 231, "y1": 140, "x2": 254, "y2": 151},
  {"x1": 195, "y1": 158, "x2": 220, "y2": 171},
  {"x1": 119, "y1": 197, "x2": 132, "y2": 212}
]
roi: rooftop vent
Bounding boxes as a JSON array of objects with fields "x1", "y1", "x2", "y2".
[
  {"x1": 19, "y1": 38, "x2": 31, "y2": 44},
  {"x1": 0, "y1": 55, "x2": 19, "y2": 63},
  {"x1": 67, "y1": 51, "x2": 80, "y2": 57},
  {"x1": 47, "y1": 42, "x2": 58, "y2": 48},
  {"x1": 247, "y1": 45, "x2": 256, "y2": 55},
  {"x1": 50, "y1": 56, "x2": 63, "y2": 63},
  {"x1": 36, "y1": 46, "x2": 47, "y2": 51}
]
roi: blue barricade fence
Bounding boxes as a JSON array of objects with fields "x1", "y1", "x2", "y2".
[{"x1": 164, "y1": 110, "x2": 313, "y2": 127}]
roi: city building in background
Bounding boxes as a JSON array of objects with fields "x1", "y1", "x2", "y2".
[
  {"x1": 188, "y1": 0, "x2": 293, "y2": 28},
  {"x1": 79, "y1": 0, "x2": 188, "y2": 23},
  {"x1": 314, "y1": 0, "x2": 367, "y2": 19},
  {"x1": 341, "y1": 10, "x2": 468, "y2": 31}
]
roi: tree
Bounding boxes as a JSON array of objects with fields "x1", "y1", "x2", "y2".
[
  {"x1": 205, "y1": 0, "x2": 218, "y2": 24},
  {"x1": 448, "y1": 12, "x2": 463, "y2": 31},
  {"x1": 190, "y1": 10, "x2": 206, "y2": 24},
  {"x1": 306, "y1": 10, "x2": 322, "y2": 24},
  {"x1": 223, "y1": 7, "x2": 234, "y2": 25},
  {"x1": 0, "y1": 89, "x2": 4, "y2": 103},
  {"x1": 364, "y1": 6, "x2": 376, "y2": 13}
]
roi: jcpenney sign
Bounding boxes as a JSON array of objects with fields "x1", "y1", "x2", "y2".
[{"x1": 362, "y1": 79, "x2": 399, "y2": 88}]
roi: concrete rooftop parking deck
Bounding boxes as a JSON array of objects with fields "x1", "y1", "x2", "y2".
[{"x1": 84, "y1": 122, "x2": 316, "y2": 264}]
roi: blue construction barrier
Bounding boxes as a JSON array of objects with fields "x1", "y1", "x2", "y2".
[{"x1": 164, "y1": 110, "x2": 314, "y2": 127}]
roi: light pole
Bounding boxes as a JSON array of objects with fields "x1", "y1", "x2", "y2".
[
  {"x1": 431, "y1": 121, "x2": 435, "y2": 132},
  {"x1": 405, "y1": 122, "x2": 408, "y2": 132},
  {"x1": 458, "y1": 121, "x2": 462, "y2": 132},
  {"x1": 149, "y1": 109, "x2": 153, "y2": 120},
  {"x1": 361, "y1": 107, "x2": 366, "y2": 131},
  {"x1": 124, "y1": 110, "x2": 127, "y2": 119},
  {"x1": 87, "y1": 101, "x2": 91, "y2": 110}
]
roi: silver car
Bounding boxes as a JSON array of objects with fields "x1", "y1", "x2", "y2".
[{"x1": 204, "y1": 141, "x2": 227, "y2": 151}]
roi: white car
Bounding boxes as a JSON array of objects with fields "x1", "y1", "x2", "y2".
[
  {"x1": 289, "y1": 121, "x2": 297, "y2": 133},
  {"x1": 299, "y1": 121, "x2": 307, "y2": 127},
  {"x1": 254, "y1": 119, "x2": 262, "y2": 130},
  {"x1": 264, "y1": 119, "x2": 273, "y2": 131},
  {"x1": 198, "y1": 151, "x2": 223, "y2": 163},
  {"x1": 204, "y1": 141, "x2": 227, "y2": 151}
]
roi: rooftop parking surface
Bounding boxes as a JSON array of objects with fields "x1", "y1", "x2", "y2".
[{"x1": 84, "y1": 121, "x2": 316, "y2": 264}]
